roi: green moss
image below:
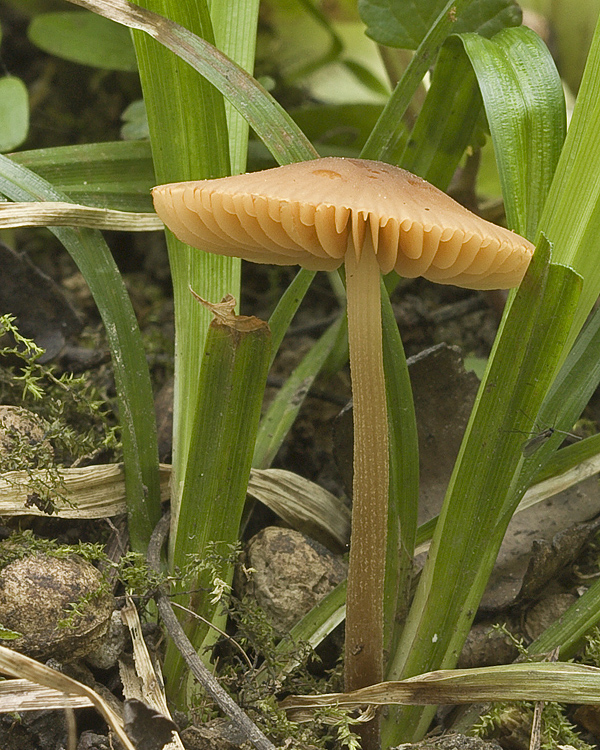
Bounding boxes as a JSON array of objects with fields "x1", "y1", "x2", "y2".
[
  {"x1": 474, "y1": 700, "x2": 590, "y2": 750},
  {"x1": 0, "y1": 314, "x2": 120, "y2": 469}
]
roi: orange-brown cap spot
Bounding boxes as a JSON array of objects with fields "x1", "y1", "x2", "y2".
[{"x1": 152, "y1": 157, "x2": 535, "y2": 290}]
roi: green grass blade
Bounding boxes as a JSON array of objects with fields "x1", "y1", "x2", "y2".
[
  {"x1": 165, "y1": 307, "x2": 271, "y2": 705},
  {"x1": 0, "y1": 155, "x2": 161, "y2": 552},
  {"x1": 258, "y1": 579, "x2": 347, "y2": 684},
  {"x1": 381, "y1": 281, "x2": 419, "y2": 656},
  {"x1": 493, "y1": 310, "x2": 600, "y2": 665},
  {"x1": 533, "y1": 432, "x2": 600, "y2": 486},
  {"x1": 398, "y1": 38, "x2": 482, "y2": 189},
  {"x1": 538, "y1": 11, "x2": 600, "y2": 340},
  {"x1": 66, "y1": 0, "x2": 318, "y2": 165},
  {"x1": 415, "y1": 433, "x2": 600, "y2": 552},
  {"x1": 253, "y1": 317, "x2": 343, "y2": 470},
  {"x1": 9, "y1": 141, "x2": 155, "y2": 211},
  {"x1": 210, "y1": 0, "x2": 260, "y2": 173},
  {"x1": 528, "y1": 576, "x2": 600, "y2": 659},
  {"x1": 267, "y1": 269, "x2": 318, "y2": 368},
  {"x1": 515, "y1": 303, "x2": 600, "y2": 490},
  {"x1": 459, "y1": 27, "x2": 566, "y2": 240},
  {"x1": 382, "y1": 241, "x2": 582, "y2": 745},
  {"x1": 130, "y1": 0, "x2": 237, "y2": 557},
  {"x1": 360, "y1": 0, "x2": 476, "y2": 163}
]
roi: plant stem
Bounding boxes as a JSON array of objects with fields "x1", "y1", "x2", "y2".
[
  {"x1": 147, "y1": 513, "x2": 277, "y2": 750},
  {"x1": 344, "y1": 237, "x2": 389, "y2": 695}
]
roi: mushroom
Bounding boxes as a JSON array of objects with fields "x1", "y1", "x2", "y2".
[{"x1": 152, "y1": 157, "x2": 534, "y2": 693}]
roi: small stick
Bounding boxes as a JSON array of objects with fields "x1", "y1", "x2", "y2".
[
  {"x1": 169, "y1": 601, "x2": 254, "y2": 671},
  {"x1": 147, "y1": 513, "x2": 278, "y2": 750},
  {"x1": 65, "y1": 707, "x2": 77, "y2": 750},
  {"x1": 528, "y1": 699, "x2": 543, "y2": 750},
  {"x1": 528, "y1": 647, "x2": 560, "y2": 750}
]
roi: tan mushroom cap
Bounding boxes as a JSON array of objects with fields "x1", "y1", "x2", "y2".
[{"x1": 152, "y1": 157, "x2": 534, "y2": 290}]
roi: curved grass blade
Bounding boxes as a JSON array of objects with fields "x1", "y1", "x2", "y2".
[
  {"x1": 253, "y1": 316, "x2": 343, "y2": 470},
  {"x1": 459, "y1": 26, "x2": 566, "y2": 240},
  {"x1": 283, "y1": 661, "x2": 600, "y2": 713},
  {"x1": 0, "y1": 155, "x2": 161, "y2": 553},
  {"x1": 361, "y1": 0, "x2": 476, "y2": 163},
  {"x1": 64, "y1": 0, "x2": 318, "y2": 166},
  {"x1": 538, "y1": 11, "x2": 600, "y2": 342},
  {"x1": 9, "y1": 141, "x2": 156, "y2": 212},
  {"x1": 383, "y1": 241, "x2": 582, "y2": 745}
]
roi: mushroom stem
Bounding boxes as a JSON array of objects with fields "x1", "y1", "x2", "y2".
[{"x1": 344, "y1": 236, "x2": 389, "y2": 693}]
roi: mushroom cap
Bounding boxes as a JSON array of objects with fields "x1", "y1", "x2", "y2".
[{"x1": 152, "y1": 157, "x2": 534, "y2": 290}]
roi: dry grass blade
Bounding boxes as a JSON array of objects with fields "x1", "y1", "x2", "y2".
[
  {"x1": 0, "y1": 679, "x2": 93, "y2": 711},
  {"x1": 0, "y1": 465, "x2": 348, "y2": 552},
  {"x1": 246, "y1": 468, "x2": 351, "y2": 551},
  {"x1": 280, "y1": 662, "x2": 600, "y2": 722},
  {"x1": 121, "y1": 599, "x2": 185, "y2": 750},
  {"x1": 0, "y1": 464, "x2": 171, "y2": 518},
  {"x1": 0, "y1": 645, "x2": 136, "y2": 750},
  {"x1": 516, "y1": 452, "x2": 600, "y2": 512},
  {"x1": 0, "y1": 201, "x2": 163, "y2": 230},
  {"x1": 2, "y1": 459, "x2": 596, "y2": 551}
]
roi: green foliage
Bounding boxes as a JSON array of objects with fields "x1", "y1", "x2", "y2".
[
  {"x1": 579, "y1": 626, "x2": 600, "y2": 667},
  {"x1": 358, "y1": 0, "x2": 522, "y2": 49},
  {"x1": 248, "y1": 697, "x2": 363, "y2": 750},
  {"x1": 28, "y1": 11, "x2": 138, "y2": 71},
  {"x1": 215, "y1": 591, "x2": 358, "y2": 750},
  {"x1": 0, "y1": 315, "x2": 120, "y2": 468},
  {"x1": 0, "y1": 76, "x2": 29, "y2": 153},
  {"x1": 474, "y1": 701, "x2": 590, "y2": 750},
  {"x1": 0, "y1": 531, "x2": 108, "y2": 568},
  {"x1": 0, "y1": 626, "x2": 22, "y2": 640},
  {"x1": 116, "y1": 551, "x2": 164, "y2": 599},
  {"x1": 57, "y1": 583, "x2": 109, "y2": 629}
]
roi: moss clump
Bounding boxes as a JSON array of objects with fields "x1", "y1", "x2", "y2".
[{"x1": 0, "y1": 314, "x2": 120, "y2": 470}]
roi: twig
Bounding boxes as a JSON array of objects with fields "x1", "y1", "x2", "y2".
[
  {"x1": 528, "y1": 646, "x2": 560, "y2": 750},
  {"x1": 147, "y1": 513, "x2": 279, "y2": 750},
  {"x1": 169, "y1": 601, "x2": 254, "y2": 671}
]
